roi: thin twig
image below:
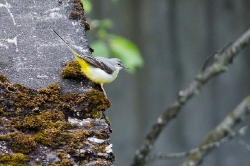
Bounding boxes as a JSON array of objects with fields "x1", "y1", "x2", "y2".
[
  {"x1": 146, "y1": 124, "x2": 250, "y2": 162},
  {"x1": 181, "y1": 94, "x2": 250, "y2": 166},
  {"x1": 131, "y1": 29, "x2": 250, "y2": 166},
  {"x1": 201, "y1": 42, "x2": 233, "y2": 71},
  {"x1": 238, "y1": 139, "x2": 250, "y2": 152}
]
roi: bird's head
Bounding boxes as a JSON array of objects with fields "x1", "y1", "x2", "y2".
[{"x1": 112, "y1": 58, "x2": 129, "y2": 70}]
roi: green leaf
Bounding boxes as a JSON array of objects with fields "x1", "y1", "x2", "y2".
[
  {"x1": 109, "y1": 35, "x2": 143, "y2": 73},
  {"x1": 99, "y1": 19, "x2": 113, "y2": 29},
  {"x1": 97, "y1": 29, "x2": 108, "y2": 38},
  {"x1": 91, "y1": 40, "x2": 110, "y2": 58},
  {"x1": 81, "y1": 0, "x2": 92, "y2": 14},
  {"x1": 111, "y1": 0, "x2": 119, "y2": 3}
]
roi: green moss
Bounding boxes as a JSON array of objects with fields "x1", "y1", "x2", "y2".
[
  {"x1": 0, "y1": 74, "x2": 8, "y2": 83},
  {"x1": 95, "y1": 130, "x2": 109, "y2": 140},
  {"x1": 60, "y1": 90, "x2": 111, "y2": 119},
  {"x1": 11, "y1": 132, "x2": 36, "y2": 154},
  {"x1": 186, "y1": 155, "x2": 197, "y2": 164},
  {"x1": 38, "y1": 83, "x2": 61, "y2": 96},
  {"x1": 68, "y1": 129, "x2": 94, "y2": 148},
  {"x1": 0, "y1": 153, "x2": 29, "y2": 165},
  {"x1": 199, "y1": 132, "x2": 215, "y2": 147},
  {"x1": 34, "y1": 128, "x2": 68, "y2": 147},
  {"x1": 14, "y1": 110, "x2": 69, "y2": 148},
  {"x1": 97, "y1": 145, "x2": 106, "y2": 153},
  {"x1": 213, "y1": 63, "x2": 228, "y2": 73},
  {"x1": 6, "y1": 121, "x2": 12, "y2": 131},
  {"x1": 61, "y1": 61, "x2": 86, "y2": 80},
  {"x1": 5, "y1": 83, "x2": 61, "y2": 113},
  {"x1": 0, "y1": 133, "x2": 14, "y2": 141},
  {"x1": 50, "y1": 150, "x2": 74, "y2": 166},
  {"x1": 104, "y1": 114, "x2": 111, "y2": 125},
  {"x1": 15, "y1": 110, "x2": 66, "y2": 130},
  {"x1": 91, "y1": 110, "x2": 101, "y2": 118},
  {"x1": 0, "y1": 108, "x2": 7, "y2": 116},
  {"x1": 0, "y1": 73, "x2": 114, "y2": 164},
  {"x1": 85, "y1": 90, "x2": 111, "y2": 111}
]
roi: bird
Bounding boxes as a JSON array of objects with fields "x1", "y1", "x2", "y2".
[{"x1": 53, "y1": 30, "x2": 128, "y2": 96}]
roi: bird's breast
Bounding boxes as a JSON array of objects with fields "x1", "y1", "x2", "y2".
[
  {"x1": 89, "y1": 68, "x2": 119, "y2": 84},
  {"x1": 74, "y1": 55, "x2": 119, "y2": 84}
]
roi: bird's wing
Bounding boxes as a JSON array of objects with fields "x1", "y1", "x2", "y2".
[
  {"x1": 81, "y1": 56, "x2": 113, "y2": 74},
  {"x1": 52, "y1": 30, "x2": 113, "y2": 74}
]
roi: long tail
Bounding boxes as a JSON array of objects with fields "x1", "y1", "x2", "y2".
[{"x1": 52, "y1": 29, "x2": 79, "y2": 57}]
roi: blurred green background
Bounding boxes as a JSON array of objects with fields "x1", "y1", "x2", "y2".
[{"x1": 83, "y1": 1, "x2": 250, "y2": 166}]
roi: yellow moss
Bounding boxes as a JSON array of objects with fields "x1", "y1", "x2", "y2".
[
  {"x1": 0, "y1": 74, "x2": 113, "y2": 164},
  {"x1": 61, "y1": 61, "x2": 85, "y2": 79},
  {"x1": 0, "y1": 132, "x2": 16, "y2": 141},
  {"x1": 34, "y1": 128, "x2": 68, "y2": 147},
  {"x1": 0, "y1": 108, "x2": 7, "y2": 116},
  {"x1": 50, "y1": 150, "x2": 74, "y2": 166},
  {"x1": 6, "y1": 121, "x2": 12, "y2": 131},
  {"x1": 57, "y1": 150, "x2": 73, "y2": 165},
  {"x1": 0, "y1": 153, "x2": 29, "y2": 165},
  {"x1": 104, "y1": 114, "x2": 111, "y2": 125},
  {"x1": 0, "y1": 74, "x2": 8, "y2": 82},
  {"x1": 15, "y1": 110, "x2": 66, "y2": 130},
  {"x1": 97, "y1": 145, "x2": 106, "y2": 153},
  {"x1": 6, "y1": 83, "x2": 61, "y2": 111},
  {"x1": 85, "y1": 90, "x2": 111, "y2": 111},
  {"x1": 38, "y1": 84, "x2": 60, "y2": 96},
  {"x1": 10, "y1": 109, "x2": 72, "y2": 148},
  {"x1": 60, "y1": 90, "x2": 110, "y2": 119},
  {"x1": 91, "y1": 110, "x2": 101, "y2": 118},
  {"x1": 95, "y1": 130, "x2": 108, "y2": 140},
  {"x1": 15, "y1": 107, "x2": 22, "y2": 114},
  {"x1": 68, "y1": 129, "x2": 94, "y2": 148},
  {"x1": 11, "y1": 132, "x2": 36, "y2": 154},
  {"x1": 60, "y1": 93, "x2": 84, "y2": 107}
]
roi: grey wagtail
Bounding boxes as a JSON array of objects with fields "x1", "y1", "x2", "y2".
[{"x1": 53, "y1": 30, "x2": 128, "y2": 96}]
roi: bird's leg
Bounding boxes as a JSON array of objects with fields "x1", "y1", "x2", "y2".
[{"x1": 100, "y1": 84, "x2": 107, "y2": 98}]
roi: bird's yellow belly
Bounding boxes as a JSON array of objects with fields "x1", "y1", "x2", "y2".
[
  {"x1": 75, "y1": 55, "x2": 118, "y2": 84},
  {"x1": 88, "y1": 67, "x2": 118, "y2": 84}
]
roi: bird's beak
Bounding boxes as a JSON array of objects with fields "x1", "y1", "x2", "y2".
[{"x1": 122, "y1": 64, "x2": 129, "y2": 69}]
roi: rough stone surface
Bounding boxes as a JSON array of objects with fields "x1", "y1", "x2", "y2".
[
  {"x1": 0, "y1": 0, "x2": 92, "y2": 93},
  {"x1": 0, "y1": 0, "x2": 114, "y2": 165}
]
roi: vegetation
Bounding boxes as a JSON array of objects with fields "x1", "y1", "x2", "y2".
[{"x1": 82, "y1": 0, "x2": 144, "y2": 72}]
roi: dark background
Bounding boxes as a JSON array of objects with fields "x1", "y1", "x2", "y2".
[
  {"x1": 1, "y1": 0, "x2": 250, "y2": 166},
  {"x1": 89, "y1": 1, "x2": 250, "y2": 166}
]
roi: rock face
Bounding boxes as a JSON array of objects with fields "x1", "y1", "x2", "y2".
[
  {"x1": 0, "y1": 0, "x2": 114, "y2": 165},
  {"x1": 0, "y1": 0, "x2": 92, "y2": 93}
]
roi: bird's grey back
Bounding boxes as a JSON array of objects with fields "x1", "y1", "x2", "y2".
[{"x1": 95, "y1": 57, "x2": 118, "y2": 70}]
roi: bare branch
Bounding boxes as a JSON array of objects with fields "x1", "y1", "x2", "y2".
[
  {"x1": 131, "y1": 29, "x2": 250, "y2": 166},
  {"x1": 147, "y1": 124, "x2": 250, "y2": 162},
  {"x1": 238, "y1": 139, "x2": 250, "y2": 152},
  {"x1": 181, "y1": 95, "x2": 250, "y2": 166}
]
